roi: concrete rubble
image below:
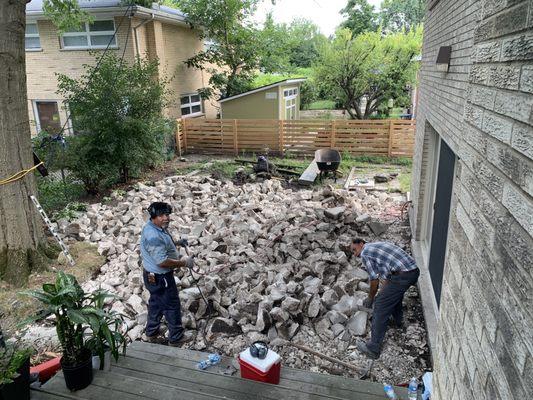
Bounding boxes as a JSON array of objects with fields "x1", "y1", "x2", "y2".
[{"x1": 28, "y1": 175, "x2": 429, "y2": 383}]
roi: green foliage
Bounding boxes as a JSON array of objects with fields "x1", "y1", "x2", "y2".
[
  {"x1": 315, "y1": 28, "x2": 422, "y2": 119},
  {"x1": 56, "y1": 55, "x2": 172, "y2": 193},
  {"x1": 306, "y1": 100, "x2": 336, "y2": 110},
  {"x1": 42, "y1": 0, "x2": 92, "y2": 33},
  {"x1": 172, "y1": 0, "x2": 261, "y2": 99},
  {"x1": 52, "y1": 202, "x2": 88, "y2": 222},
  {"x1": 36, "y1": 177, "x2": 86, "y2": 215},
  {"x1": 84, "y1": 290, "x2": 127, "y2": 370},
  {"x1": 21, "y1": 272, "x2": 125, "y2": 366},
  {"x1": 258, "y1": 16, "x2": 327, "y2": 73},
  {"x1": 0, "y1": 343, "x2": 32, "y2": 385},
  {"x1": 340, "y1": 0, "x2": 378, "y2": 36},
  {"x1": 380, "y1": 0, "x2": 425, "y2": 32}
]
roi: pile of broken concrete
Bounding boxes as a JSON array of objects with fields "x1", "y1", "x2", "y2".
[{"x1": 30, "y1": 175, "x2": 425, "y2": 380}]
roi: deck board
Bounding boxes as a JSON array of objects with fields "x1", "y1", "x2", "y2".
[{"x1": 31, "y1": 341, "x2": 410, "y2": 399}]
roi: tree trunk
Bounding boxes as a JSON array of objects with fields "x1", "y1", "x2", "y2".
[{"x1": 0, "y1": 0, "x2": 47, "y2": 286}]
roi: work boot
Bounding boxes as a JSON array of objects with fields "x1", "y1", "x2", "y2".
[
  {"x1": 144, "y1": 334, "x2": 168, "y2": 345},
  {"x1": 389, "y1": 317, "x2": 404, "y2": 330},
  {"x1": 168, "y1": 331, "x2": 195, "y2": 347},
  {"x1": 356, "y1": 341, "x2": 380, "y2": 360}
]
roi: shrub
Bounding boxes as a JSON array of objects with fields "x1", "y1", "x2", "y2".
[
  {"x1": 57, "y1": 55, "x2": 172, "y2": 193},
  {"x1": 36, "y1": 176, "x2": 85, "y2": 215}
]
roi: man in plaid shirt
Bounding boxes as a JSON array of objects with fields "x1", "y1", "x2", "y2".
[{"x1": 351, "y1": 238, "x2": 420, "y2": 359}]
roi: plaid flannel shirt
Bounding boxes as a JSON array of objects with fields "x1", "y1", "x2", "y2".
[{"x1": 360, "y1": 241, "x2": 417, "y2": 280}]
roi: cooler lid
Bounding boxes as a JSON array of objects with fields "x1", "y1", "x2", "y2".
[{"x1": 239, "y1": 348, "x2": 281, "y2": 373}]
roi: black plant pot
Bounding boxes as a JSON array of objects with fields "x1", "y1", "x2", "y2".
[
  {"x1": 60, "y1": 348, "x2": 93, "y2": 392},
  {"x1": 0, "y1": 357, "x2": 30, "y2": 400}
]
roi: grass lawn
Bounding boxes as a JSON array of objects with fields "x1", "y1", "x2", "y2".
[{"x1": 306, "y1": 100, "x2": 336, "y2": 110}]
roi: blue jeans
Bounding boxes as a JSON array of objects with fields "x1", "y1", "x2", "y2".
[
  {"x1": 142, "y1": 270, "x2": 184, "y2": 342},
  {"x1": 367, "y1": 268, "x2": 420, "y2": 354}
]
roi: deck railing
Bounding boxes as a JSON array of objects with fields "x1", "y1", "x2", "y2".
[{"x1": 176, "y1": 118, "x2": 415, "y2": 157}]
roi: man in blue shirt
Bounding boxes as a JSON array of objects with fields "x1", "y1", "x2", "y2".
[
  {"x1": 351, "y1": 238, "x2": 419, "y2": 359},
  {"x1": 141, "y1": 202, "x2": 194, "y2": 346}
]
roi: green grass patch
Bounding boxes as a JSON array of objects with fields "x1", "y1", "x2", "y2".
[
  {"x1": 398, "y1": 172, "x2": 412, "y2": 193},
  {"x1": 306, "y1": 100, "x2": 336, "y2": 110}
]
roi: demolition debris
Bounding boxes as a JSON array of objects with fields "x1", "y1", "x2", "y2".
[{"x1": 26, "y1": 175, "x2": 429, "y2": 383}]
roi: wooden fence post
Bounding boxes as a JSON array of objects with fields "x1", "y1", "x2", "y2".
[
  {"x1": 175, "y1": 119, "x2": 182, "y2": 157},
  {"x1": 182, "y1": 118, "x2": 188, "y2": 153},
  {"x1": 331, "y1": 120, "x2": 336, "y2": 149},
  {"x1": 279, "y1": 120, "x2": 284, "y2": 155},
  {"x1": 233, "y1": 119, "x2": 238, "y2": 156},
  {"x1": 387, "y1": 120, "x2": 394, "y2": 157}
]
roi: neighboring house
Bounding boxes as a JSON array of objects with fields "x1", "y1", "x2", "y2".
[
  {"x1": 410, "y1": 0, "x2": 532, "y2": 399},
  {"x1": 25, "y1": 0, "x2": 217, "y2": 136},
  {"x1": 219, "y1": 79, "x2": 306, "y2": 120}
]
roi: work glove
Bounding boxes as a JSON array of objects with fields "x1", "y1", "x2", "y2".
[
  {"x1": 176, "y1": 238, "x2": 189, "y2": 248},
  {"x1": 185, "y1": 256, "x2": 194, "y2": 269},
  {"x1": 362, "y1": 297, "x2": 374, "y2": 309}
]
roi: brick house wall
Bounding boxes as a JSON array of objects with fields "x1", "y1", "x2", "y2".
[
  {"x1": 410, "y1": 0, "x2": 533, "y2": 399},
  {"x1": 26, "y1": 13, "x2": 216, "y2": 137}
]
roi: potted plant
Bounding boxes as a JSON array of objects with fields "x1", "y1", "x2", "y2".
[
  {"x1": 85, "y1": 289, "x2": 127, "y2": 371},
  {"x1": 22, "y1": 272, "x2": 99, "y2": 391},
  {"x1": 0, "y1": 333, "x2": 32, "y2": 400}
]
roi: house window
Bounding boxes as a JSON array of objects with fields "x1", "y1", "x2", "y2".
[
  {"x1": 180, "y1": 93, "x2": 202, "y2": 116},
  {"x1": 61, "y1": 20, "x2": 117, "y2": 49},
  {"x1": 25, "y1": 22, "x2": 41, "y2": 50},
  {"x1": 33, "y1": 101, "x2": 61, "y2": 133},
  {"x1": 284, "y1": 87, "x2": 298, "y2": 120}
]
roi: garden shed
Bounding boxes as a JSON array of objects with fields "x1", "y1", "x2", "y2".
[{"x1": 219, "y1": 78, "x2": 306, "y2": 120}]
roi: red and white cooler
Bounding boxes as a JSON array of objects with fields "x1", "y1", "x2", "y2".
[{"x1": 238, "y1": 348, "x2": 281, "y2": 384}]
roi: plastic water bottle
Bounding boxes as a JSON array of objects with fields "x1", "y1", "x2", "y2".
[
  {"x1": 383, "y1": 383, "x2": 398, "y2": 399},
  {"x1": 408, "y1": 377, "x2": 418, "y2": 399}
]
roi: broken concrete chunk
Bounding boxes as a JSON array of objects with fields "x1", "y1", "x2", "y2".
[
  {"x1": 324, "y1": 206, "x2": 346, "y2": 220},
  {"x1": 346, "y1": 311, "x2": 368, "y2": 336},
  {"x1": 367, "y1": 220, "x2": 389, "y2": 236}
]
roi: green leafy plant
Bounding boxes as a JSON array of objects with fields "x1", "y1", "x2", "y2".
[
  {"x1": 21, "y1": 272, "x2": 124, "y2": 366},
  {"x1": 57, "y1": 54, "x2": 172, "y2": 193},
  {"x1": 52, "y1": 202, "x2": 88, "y2": 222},
  {"x1": 0, "y1": 343, "x2": 32, "y2": 386},
  {"x1": 84, "y1": 290, "x2": 126, "y2": 370}
]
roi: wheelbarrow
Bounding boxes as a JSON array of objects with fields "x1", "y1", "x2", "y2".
[{"x1": 315, "y1": 149, "x2": 341, "y2": 182}]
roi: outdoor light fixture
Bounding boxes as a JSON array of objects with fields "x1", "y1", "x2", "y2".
[{"x1": 436, "y1": 46, "x2": 452, "y2": 72}]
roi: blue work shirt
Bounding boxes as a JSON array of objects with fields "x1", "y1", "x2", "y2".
[
  {"x1": 140, "y1": 220, "x2": 180, "y2": 274},
  {"x1": 360, "y1": 241, "x2": 417, "y2": 281}
]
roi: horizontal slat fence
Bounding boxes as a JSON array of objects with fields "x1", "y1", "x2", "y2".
[{"x1": 176, "y1": 118, "x2": 415, "y2": 157}]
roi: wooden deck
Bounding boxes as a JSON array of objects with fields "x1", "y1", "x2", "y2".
[{"x1": 31, "y1": 341, "x2": 411, "y2": 399}]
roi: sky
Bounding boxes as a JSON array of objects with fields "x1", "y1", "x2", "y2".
[{"x1": 254, "y1": 0, "x2": 383, "y2": 37}]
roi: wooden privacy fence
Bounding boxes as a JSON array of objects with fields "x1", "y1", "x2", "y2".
[{"x1": 175, "y1": 118, "x2": 416, "y2": 157}]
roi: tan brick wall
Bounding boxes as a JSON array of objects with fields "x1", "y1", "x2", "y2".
[
  {"x1": 161, "y1": 23, "x2": 218, "y2": 119},
  {"x1": 26, "y1": 15, "x2": 218, "y2": 136},
  {"x1": 26, "y1": 17, "x2": 136, "y2": 136}
]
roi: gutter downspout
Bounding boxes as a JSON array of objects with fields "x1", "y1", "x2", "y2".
[{"x1": 133, "y1": 12, "x2": 154, "y2": 58}]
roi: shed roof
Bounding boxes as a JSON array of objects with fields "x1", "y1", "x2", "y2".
[{"x1": 219, "y1": 78, "x2": 307, "y2": 103}]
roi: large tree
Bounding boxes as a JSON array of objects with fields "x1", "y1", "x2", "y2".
[
  {"x1": 315, "y1": 28, "x2": 422, "y2": 119},
  {"x1": 0, "y1": 0, "x2": 91, "y2": 286},
  {"x1": 340, "y1": 0, "x2": 378, "y2": 37},
  {"x1": 380, "y1": 0, "x2": 425, "y2": 32},
  {"x1": 173, "y1": 0, "x2": 262, "y2": 99},
  {"x1": 258, "y1": 16, "x2": 327, "y2": 72}
]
